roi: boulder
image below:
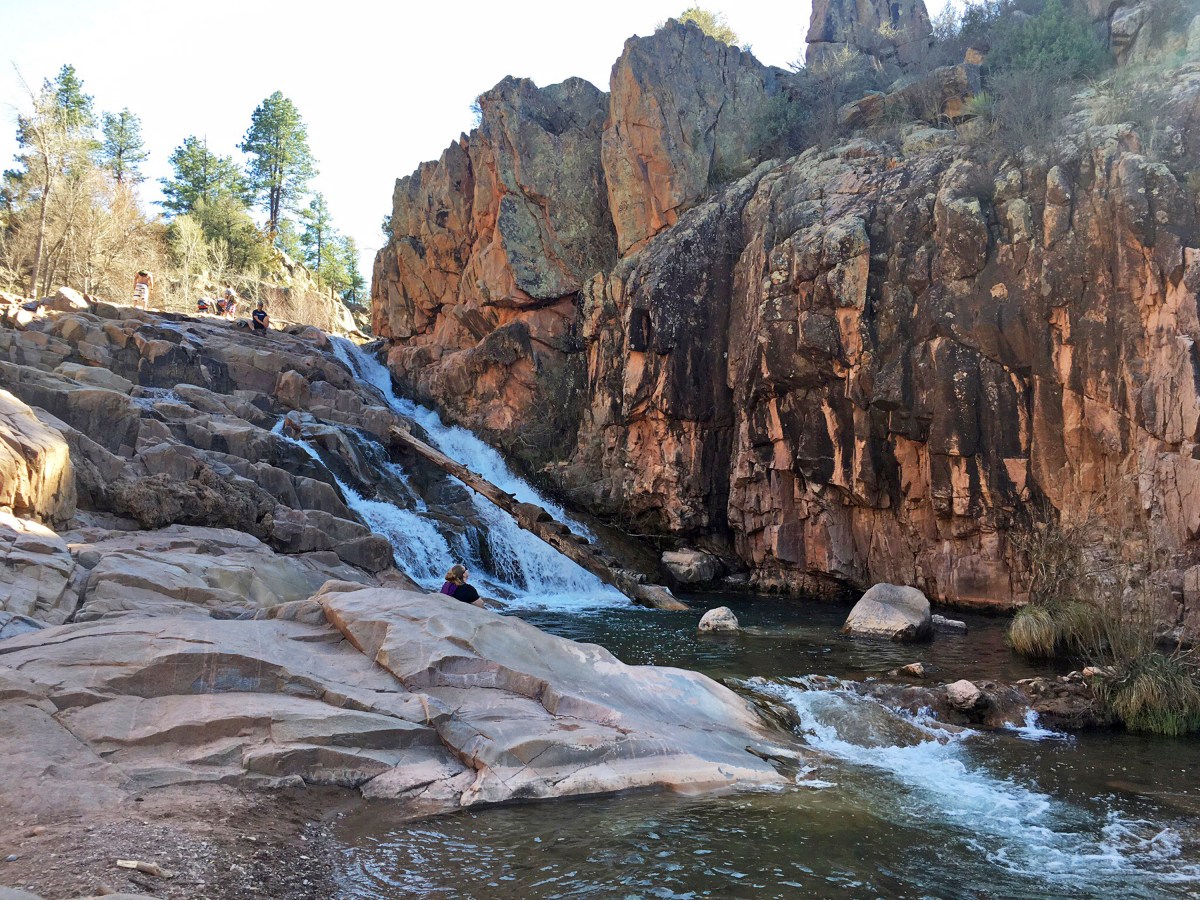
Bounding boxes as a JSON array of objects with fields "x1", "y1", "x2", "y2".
[
  {"x1": 663, "y1": 548, "x2": 719, "y2": 584},
  {"x1": 0, "y1": 390, "x2": 76, "y2": 525},
  {"x1": 842, "y1": 584, "x2": 932, "y2": 641},
  {"x1": 697, "y1": 606, "x2": 739, "y2": 632},
  {"x1": 946, "y1": 679, "x2": 984, "y2": 711},
  {"x1": 43, "y1": 286, "x2": 89, "y2": 312}
]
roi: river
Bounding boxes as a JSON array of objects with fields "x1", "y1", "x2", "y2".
[{"x1": 319, "y1": 340, "x2": 1200, "y2": 899}]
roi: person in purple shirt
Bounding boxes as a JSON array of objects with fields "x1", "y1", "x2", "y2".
[{"x1": 439, "y1": 564, "x2": 482, "y2": 606}]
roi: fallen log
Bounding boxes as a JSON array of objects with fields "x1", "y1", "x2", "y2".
[{"x1": 389, "y1": 425, "x2": 686, "y2": 610}]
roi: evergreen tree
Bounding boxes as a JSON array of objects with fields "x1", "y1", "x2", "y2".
[
  {"x1": 299, "y1": 192, "x2": 334, "y2": 280},
  {"x1": 160, "y1": 136, "x2": 243, "y2": 215},
  {"x1": 100, "y1": 109, "x2": 148, "y2": 185},
  {"x1": 337, "y1": 235, "x2": 366, "y2": 304},
  {"x1": 240, "y1": 92, "x2": 316, "y2": 239}
]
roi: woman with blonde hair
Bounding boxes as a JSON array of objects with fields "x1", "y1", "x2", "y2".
[{"x1": 439, "y1": 564, "x2": 482, "y2": 606}]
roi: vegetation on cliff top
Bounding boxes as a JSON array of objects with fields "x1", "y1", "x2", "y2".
[{"x1": 0, "y1": 65, "x2": 364, "y2": 316}]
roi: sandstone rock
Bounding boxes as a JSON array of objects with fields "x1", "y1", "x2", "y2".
[
  {"x1": 0, "y1": 513, "x2": 77, "y2": 625},
  {"x1": 663, "y1": 548, "x2": 719, "y2": 584},
  {"x1": 603, "y1": 21, "x2": 778, "y2": 254},
  {"x1": 898, "y1": 662, "x2": 928, "y2": 677},
  {"x1": 54, "y1": 361, "x2": 133, "y2": 393},
  {"x1": 807, "y1": 0, "x2": 932, "y2": 69},
  {"x1": 0, "y1": 390, "x2": 76, "y2": 525},
  {"x1": 67, "y1": 524, "x2": 377, "y2": 621},
  {"x1": 843, "y1": 584, "x2": 932, "y2": 641},
  {"x1": 931, "y1": 613, "x2": 968, "y2": 634},
  {"x1": 44, "y1": 286, "x2": 89, "y2": 312},
  {"x1": 697, "y1": 605, "x2": 740, "y2": 632},
  {"x1": 0, "y1": 610, "x2": 44, "y2": 640},
  {"x1": 946, "y1": 679, "x2": 984, "y2": 711},
  {"x1": 317, "y1": 584, "x2": 792, "y2": 804}
]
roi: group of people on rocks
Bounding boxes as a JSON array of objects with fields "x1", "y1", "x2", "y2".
[{"x1": 130, "y1": 270, "x2": 271, "y2": 332}]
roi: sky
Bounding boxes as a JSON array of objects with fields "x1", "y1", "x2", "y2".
[{"x1": 0, "y1": 0, "x2": 948, "y2": 279}]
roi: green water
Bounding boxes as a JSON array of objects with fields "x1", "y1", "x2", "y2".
[{"x1": 335, "y1": 596, "x2": 1200, "y2": 899}]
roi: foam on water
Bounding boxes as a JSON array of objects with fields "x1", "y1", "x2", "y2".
[
  {"x1": 752, "y1": 677, "x2": 1200, "y2": 891},
  {"x1": 306, "y1": 340, "x2": 625, "y2": 610}
]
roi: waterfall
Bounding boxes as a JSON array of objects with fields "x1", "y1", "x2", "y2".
[{"x1": 294, "y1": 339, "x2": 626, "y2": 611}]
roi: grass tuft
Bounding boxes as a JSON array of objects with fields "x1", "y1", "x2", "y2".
[{"x1": 1095, "y1": 652, "x2": 1200, "y2": 736}]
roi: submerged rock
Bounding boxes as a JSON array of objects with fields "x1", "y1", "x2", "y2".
[
  {"x1": 931, "y1": 614, "x2": 968, "y2": 635},
  {"x1": 698, "y1": 606, "x2": 740, "y2": 633},
  {"x1": 843, "y1": 584, "x2": 932, "y2": 642}
]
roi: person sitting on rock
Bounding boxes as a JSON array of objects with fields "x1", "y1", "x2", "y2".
[
  {"x1": 439, "y1": 564, "x2": 484, "y2": 607},
  {"x1": 251, "y1": 300, "x2": 270, "y2": 332}
]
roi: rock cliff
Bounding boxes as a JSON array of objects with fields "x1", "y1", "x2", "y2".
[{"x1": 371, "y1": 18, "x2": 1200, "y2": 626}]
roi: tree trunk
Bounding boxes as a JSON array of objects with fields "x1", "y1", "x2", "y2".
[{"x1": 388, "y1": 425, "x2": 686, "y2": 610}]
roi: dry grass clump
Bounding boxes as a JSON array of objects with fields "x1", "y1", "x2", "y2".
[{"x1": 1095, "y1": 651, "x2": 1200, "y2": 736}]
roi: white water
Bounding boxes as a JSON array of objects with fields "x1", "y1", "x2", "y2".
[
  {"x1": 751, "y1": 677, "x2": 1200, "y2": 892},
  {"x1": 312, "y1": 339, "x2": 624, "y2": 610}
]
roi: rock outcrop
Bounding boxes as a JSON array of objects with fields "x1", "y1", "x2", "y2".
[
  {"x1": 806, "y1": 0, "x2": 932, "y2": 69},
  {"x1": 371, "y1": 16, "x2": 1200, "y2": 631},
  {"x1": 0, "y1": 585, "x2": 795, "y2": 826}
]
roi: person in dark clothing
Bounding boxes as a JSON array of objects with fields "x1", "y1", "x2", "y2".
[
  {"x1": 439, "y1": 564, "x2": 482, "y2": 606},
  {"x1": 251, "y1": 300, "x2": 270, "y2": 331}
]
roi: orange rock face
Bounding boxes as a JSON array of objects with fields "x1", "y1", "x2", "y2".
[{"x1": 372, "y1": 23, "x2": 1200, "y2": 623}]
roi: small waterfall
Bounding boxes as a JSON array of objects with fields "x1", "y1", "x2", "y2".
[
  {"x1": 304, "y1": 339, "x2": 625, "y2": 610},
  {"x1": 749, "y1": 677, "x2": 1200, "y2": 891}
]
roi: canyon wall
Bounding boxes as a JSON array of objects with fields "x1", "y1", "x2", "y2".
[{"x1": 372, "y1": 16, "x2": 1200, "y2": 616}]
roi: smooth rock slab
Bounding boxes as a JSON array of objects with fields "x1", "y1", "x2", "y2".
[
  {"x1": 663, "y1": 549, "x2": 719, "y2": 584},
  {"x1": 842, "y1": 583, "x2": 932, "y2": 642},
  {"x1": 317, "y1": 584, "x2": 793, "y2": 805}
]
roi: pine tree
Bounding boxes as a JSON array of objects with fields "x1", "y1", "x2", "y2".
[
  {"x1": 299, "y1": 192, "x2": 334, "y2": 281},
  {"x1": 240, "y1": 92, "x2": 316, "y2": 240},
  {"x1": 100, "y1": 109, "x2": 148, "y2": 185},
  {"x1": 160, "y1": 136, "x2": 244, "y2": 215}
]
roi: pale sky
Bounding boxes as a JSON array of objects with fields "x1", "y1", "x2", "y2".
[{"x1": 0, "y1": 0, "x2": 948, "y2": 279}]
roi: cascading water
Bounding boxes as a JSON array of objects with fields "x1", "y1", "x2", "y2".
[
  {"x1": 748, "y1": 676, "x2": 1200, "y2": 894},
  {"x1": 291, "y1": 338, "x2": 625, "y2": 610}
]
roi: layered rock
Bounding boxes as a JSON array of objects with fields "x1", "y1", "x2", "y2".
[{"x1": 0, "y1": 586, "x2": 794, "y2": 825}]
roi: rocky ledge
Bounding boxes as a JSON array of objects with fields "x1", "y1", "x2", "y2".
[{"x1": 0, "y1": 582, "x2": 794, "y2": 825}]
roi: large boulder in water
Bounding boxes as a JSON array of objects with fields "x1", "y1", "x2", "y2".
[
  {"x1": 842, "y1": 583, "x2": 932, "y2": 642},
  {"x1": 698, "y1": 606, "x2": 740, "y2": 633}
]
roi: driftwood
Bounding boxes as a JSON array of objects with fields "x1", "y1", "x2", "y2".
[{"x1": 389, "y1": 425, "x2": 686, "y2": 611}]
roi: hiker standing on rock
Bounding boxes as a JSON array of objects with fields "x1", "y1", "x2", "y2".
[
  {"x1": 440, "y1": 564, "x2": 484, "y2": 608},
  {"x1": 251, "y1": 300, "x2": 270, "y2": 331},
  {"x1": 223, "y1": 287, "x2": 239, "y2": 319},
  {"x1": 132, "y1": 270, "x2": 154, "y2": 309}
]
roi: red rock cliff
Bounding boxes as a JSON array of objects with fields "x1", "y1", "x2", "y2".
[{"x1": 372, "y1": 19, "x2": 1200, "y2": 622}]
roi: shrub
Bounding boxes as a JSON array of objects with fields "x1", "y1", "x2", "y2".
[{"x1": 989, "y1": 0, "x2": 1110, "y2": 79}]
